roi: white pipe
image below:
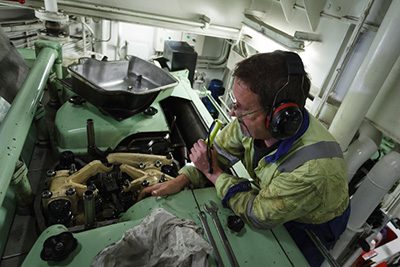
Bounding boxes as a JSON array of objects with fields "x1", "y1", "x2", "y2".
[
  {"x1": 344, "y1": 136, "x2": 378, "y2": 182},
  {"x1": 100, "y1": 20, "x2": 109, "y2": 56},
  {"x1": 358, "y1": 120, "x2": 382, "y2": 147},
  {"x1": 43, "y1": 0, "x2": 239, "y2": 36},
  {"x1": 81, "y1": 17, "x2": 87, "y2": 55},
  {"x1": 349, "y1": 151, "x2": 400, "y2": 230},
  {"x1": 329, "y1": 0, "x2": 400, "y2": 151},
  {"x1": 44, "y1": 0, "x2": 58, "y2": 12},
  {"x1": 344, "y1": 120, "x2": 382, "y2": 181},
  {"x1": 315, "y1": 0, "x2": 375, "y2": 118},
  {"x1": 328, "y1": 151, "x2": 400, "y2": 264}
]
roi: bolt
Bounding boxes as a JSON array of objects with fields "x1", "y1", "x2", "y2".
[
  {"x1": 69, "y1": 163, "x2": 77, "y2": 175},
  {"x1": 65, "y1": 187, "x2": 76, "y2": 196},
  {"x1": 141, "y1": 180, "x2": 150, "y2": 187},
  {"x1": 123, "y1": 180, "x2": 130, "y2": 187},
  {"x1": 159, "y1": 174, "x2": 166, "y2": 183},
  {"x1": 155, "y1": 160, "x2": 162, "y2": 168},
  {"x1": 139, "y1": 163, "x2": 146, "y2": 169},
  {"x1": 41, "y1": 190, "x2": 53, "y2": 199},
  {"x1": 87, "y1": 184, "x2": 97, "y2": 191},
  {"x1": 46, "y1": 170, "x2": 56, "y2": 177}
]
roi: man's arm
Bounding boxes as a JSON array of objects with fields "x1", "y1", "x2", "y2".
[
  {"x1": 138, "y1": 174, "x2": 190, "y2": 200},
  {"x1": 215, "y1": 169, "x2": 321, "y2": 228}
]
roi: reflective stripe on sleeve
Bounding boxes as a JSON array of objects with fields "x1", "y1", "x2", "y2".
[
  {"x1": 246, "y1": 194, "x2": 277, "y2": 229},
  {"x1": 278, "y1": 141, "x2": 343, "y2": 173},
  {"x1": 214, "y1": 143, "x2": 240, "y2": 166}
]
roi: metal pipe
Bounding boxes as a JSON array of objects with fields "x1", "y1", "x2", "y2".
[
  {"x1": 315, "y1": 0, "x2": 375, "y2": 118},
  {"x1": 345, "y1": 136, "x2": 377, "y2": 182},
  {"x1": 83, "y1": 189, "x2": 95, "y2": 227},
  {"x1": 0, "y1": 43, "x2": 59, "y2": 208},
  {"x1": 86, "y1": 119, "x2": 95, "y2": 150},
  {"x1": 5, "y1": 0, "x2": 239, "y2": 39},
  {"x1": 81, "y1": 17, "x2": 87, "y2": 55},
  {"x1": 329, "y1": 0, "x2": 400, "y2": 150},
  {"x1": 44, "y1": 0, "x2": 58, "y2": 12},
  {"x1": 349, "y1": 151, "x2": 400, "y2": 230},
  {"x1": 329, "y1": 151, "x2": 400, "y2": 263},
  {"x1": 99, "y1": 20, "x2": 109, "y2": 55},
  {"x1": 10, "y1": 160, "x2": 33, "y2": 214},
  {"x1": 345, "y1": 121, "x2": 382, "y2": 182}
]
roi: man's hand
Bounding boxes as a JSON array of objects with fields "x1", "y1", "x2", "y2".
[
  {"x1": 190, "y1": 140, "x2": 222, "y2": 184},
  {"x1": 137, "y1": 174, "x2": 190, "y2": 201}
]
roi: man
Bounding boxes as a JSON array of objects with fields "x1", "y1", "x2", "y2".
[{"x1": 140, "y1": 51, "x2": 350, "y2": 267}]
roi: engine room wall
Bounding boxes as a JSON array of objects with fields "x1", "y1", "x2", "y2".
[{"x1": 96, "y1": 21, "x2": 227, "y2": 86}]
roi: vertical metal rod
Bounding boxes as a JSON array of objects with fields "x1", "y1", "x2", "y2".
[
  {"x1": 198, "y1": 211, "x2": 225, "y2": 267},
  {"x1": 0, "y1": 45, "x2": 59, "y2": 208},
  {"x1": 86, "y1": 119, "x2": 95, "y2": 150},
  {"x1": 83, "y1": 190, "x2": 95, "y2": 227},
  {"x1": 205, "y1": 202, "x2": 240, "y2": 267}
]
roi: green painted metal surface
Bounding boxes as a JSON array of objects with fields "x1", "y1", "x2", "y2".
[
  {"x1": 55, "y1": 101, "x2": 169, "y2": 154},
  {"x1": 54, "y1": 70, "x2": 213, "y2": 154},
  {"x1": 23, "y1": 188, "x2": 309, "y2": 266},
  {"x1": 0, "y1": 190, "x2": 16, "y2": 259},
  {"x1": 0, "y1": 41, "x2": 61, "y2": 208}
]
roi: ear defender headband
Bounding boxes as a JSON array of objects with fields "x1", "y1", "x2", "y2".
[{"x1": 266, "y1": 52, "x2": 305, "y2": 140}]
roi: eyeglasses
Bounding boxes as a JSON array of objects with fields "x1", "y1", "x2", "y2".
[{"x1": 228, "y1": 91, "x2": 262, "y2": 120}]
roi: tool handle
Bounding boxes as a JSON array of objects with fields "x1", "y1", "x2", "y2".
[
  {"x1": 211, "y1": 215, "x2": 240, "y2": 267},
  {"x1": 206, "y1": 119, "x2": 223, "y2": 146},
  {"x1": 199, "y1": 213, "x2": 225, "y2": 267}
]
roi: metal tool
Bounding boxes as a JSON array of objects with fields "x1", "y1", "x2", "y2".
[
  {"x1": 198, "y1": 211, "x2": 225, "y2": 267},
  {"x1": 204, "y1": 201, "x2": 240, "y2": 267}
]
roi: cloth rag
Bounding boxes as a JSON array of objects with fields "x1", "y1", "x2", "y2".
[{"x1": 91, "y1": 208, "x2": 212, "y2": 267}]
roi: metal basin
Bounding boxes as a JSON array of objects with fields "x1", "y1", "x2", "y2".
[{"x1": 67, "y1": 57, "x2": 178, "y2": 118}]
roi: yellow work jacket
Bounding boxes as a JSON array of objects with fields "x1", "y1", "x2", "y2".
[{"x1": 180, "y1": 114, "x2": 349, "y2": 227}]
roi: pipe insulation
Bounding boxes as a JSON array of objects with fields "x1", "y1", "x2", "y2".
[
  {"x1": 348, "y1": 151, "x2": 400, "y2": 230},
  {"x1": 344, "y1": 136, "x2": 378, "y2": 182},
  {"x1": 329, "y1": 0, "x2": 400, "y2": 150},
  {"x1": 328, "y1": 151, "x2": 400, "y2": 264},
  {"x1": 344, "y1": 121, "x2": 382, "y2": 182}
]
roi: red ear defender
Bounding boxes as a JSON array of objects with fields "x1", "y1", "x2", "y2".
[
  {"x1": 266, "y1": 51, "x2": 306, "y2": 140},
  {"x1": 269, "y1": 102, "x2": 303, "y2": 140},
  {"x1": 265, "y1": 102, "x2": 299, "y2": 130},
  {"x1": 274, "y1": 102, "x2": 299, "y2": 114}
]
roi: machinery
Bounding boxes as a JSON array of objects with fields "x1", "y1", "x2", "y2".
[
  {"x1": 0, "y1": 32, "x2": 309, "y2": 266},
  {"x1": 1, "y1": 0, "x2": 400, "y2": 266}
]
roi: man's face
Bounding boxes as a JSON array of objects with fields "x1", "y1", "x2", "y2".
[{"x1": 230, "y1": 78, "x2": 270, "y2": 139}]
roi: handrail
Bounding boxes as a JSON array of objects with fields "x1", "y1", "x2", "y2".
[{"x1": 0, "y1": 40, "x2": 62, "y2": 208}]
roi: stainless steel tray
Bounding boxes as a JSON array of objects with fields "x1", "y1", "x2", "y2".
[{"x1": 67, "y1": 57, "x2": 178, "y2": 117}]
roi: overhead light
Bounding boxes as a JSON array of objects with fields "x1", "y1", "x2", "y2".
[{"x1": 242, "y1": 13, "x2": 305, "y2": 51}]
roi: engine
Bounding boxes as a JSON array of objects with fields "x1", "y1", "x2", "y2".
[{"x1": 41, "y1": 152, "x2": 178, "y2": 229}]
